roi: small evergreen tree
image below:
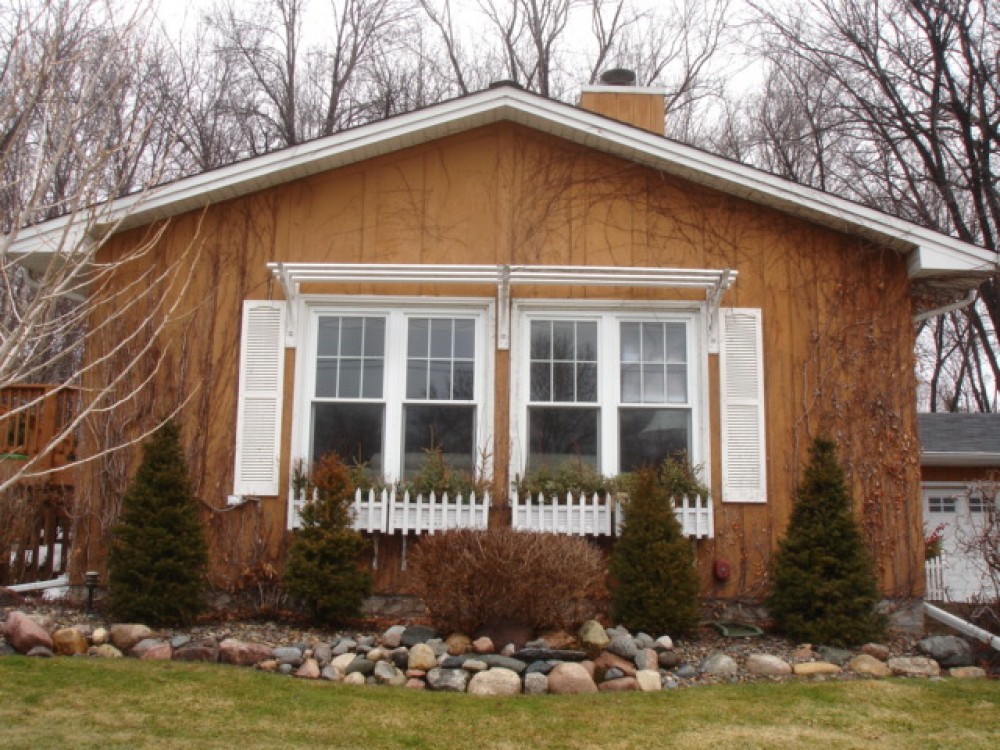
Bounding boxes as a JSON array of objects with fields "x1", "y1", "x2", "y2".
[
  {"x1": 107, "y1": 421, "x2": 207, "y2": 626},
  {"x1": 284, "y1": 453, "x2": 371, "y2": 624},
  {"x1": 610, "y1": 461, "x2": 701, "y2": 637},
  {"x1": 767, "y1": 437, "x2": 884, "y2": 646}
]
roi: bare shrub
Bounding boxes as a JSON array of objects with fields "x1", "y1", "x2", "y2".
[
  {"x1": 408, "y1": 527, "x2": 606, "y2": 634},
  {"x1": 954, "y1": 474, "x2": 1000, "y2": 634}
]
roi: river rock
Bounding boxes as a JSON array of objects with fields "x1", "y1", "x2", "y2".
[
  {"x1": 848, "y1": 654, "x2": 891, "y2": 677},
  {"x1": 381, "y1": 625, "x2": 406, "y2": 648},
  {"x1": 468, "y1": 667, "x2": 522, "y2": 696},
  {"x1": 658, "y1": 650, "x2": 682, "y2": 669},
  {"x1": 296, "y1": 658, "x2": 321, "y2": 679},
  {"x1": 272, "y1": 646, "x2": 303, "y2": 666},
  {"x1": 445, "y1": 634, "x2": 471, "y2": 655},
  {"x1": 949, "y1": 666, "x2": 986, "y2": 679},
  {"x1": 109, "y1": 624, "x2": 153, "y2": 652},
  {"x1": 480, "y1": 654, "x2": 527, "y2": 673},
  {"x1": 312, "y1": 642, "x2": 332, "y2": 666},
  {"x1": 887, "y1": 656, "x2": 941, "y2": 678},
  {"x1": 462, "y1": 659, "x2": 488, "y2": 672},
  {"x1": 408, "y1": 643, "x2": 437, "y2": 671},
  {"x1": 918, "y1": 636, "x2": 974, "y2": 667},
  {"x1": 817, "y1": 646, "x2": 852, "y2": 666},
  {"x1": 656, "y1": 635, "x2": 674, "y2": 651},
  {"x1": 513, "y1": 648, "x2": 587, "y2": 663},
  {"x1": 547, "y1": 662, "x2": 598, "y2": 694},
  {"x1": 471, "y1": 636, "x2": 495, "y2": 654},
  {"x1": 635, "y1": 648, "x2": 658, "y2": 671},
  {"x1": 133, "y1": 640, "x2": 172, "y2": 660},
  {"x1": 401, "y1": 625, "x2": 438, "y2": 648},
  {"x1": 607, "y1": 635, "x2": 638, "y2": 660},
  {"x1": 173, "y1": 641, "x2": 217, "y2": 662},
  {"x1": 578, "y1": 620, "x2": 610, "y2": 656},
  {"x1": 593, "y1": 651, "x2": 636, "y2": 678},
  {"x1": 700, "y1": 652, "x2": 738, "y2": 677},
  {"x1": 538, "y1": 630, "x2": 576, "y2": 650},
  {"x1": 523, "y1": 672, "x2": 549, "y2": 695},
  {"x1": 745, "y1": 654, "x2": 792, "y2": 677},
  {"x1": 343, "y1": 672, "x2": 366, "y2": 686},
  {"x1": 91, "y1": 627, "x2": 109, "y2": 646},
  {"x1": 426, "y1": 667, "x2": 469, "y2": 692},
  {"x1": 374, "y1": 661, "x2": 406, "y2": 686},
  {"x1": 320, "y1": 665, "x2": 342, "y2": 681},
  {"x1": 88, "y1": 644, "x2": 123, "y2": 658},
  {"x1": 861, "y1": 643, "x2": 890, "y2": 661},
  {"x1": 346, "y1": 656, "x2": 376, "y2": 676},
  {"x1": 219, "y1": 639, "x2": 271, "y2": 666},
  {"x1": 52, "y1": 628, "x2": 88, "y2": 656},
  {"x1": 2, "y1": 611, "x2": 53, "y2": 654},
  {"x1": 636, "y1": 669, "x2": 662, "y2": 691}
]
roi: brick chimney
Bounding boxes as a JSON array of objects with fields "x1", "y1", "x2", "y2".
[{"x1": 578, "y1": 69, "x2": 666, "y2": 135}]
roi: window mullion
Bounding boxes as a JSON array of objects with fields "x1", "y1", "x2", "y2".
[
  {"x1": 600, "y1": 316, "x2": 618, "y2": 476},
  {"x1": 383, "y1": 312, "x2": 405, "y2": 484}
]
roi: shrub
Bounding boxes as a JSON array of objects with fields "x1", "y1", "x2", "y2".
[
  {"x1": 610, "y1": 463, "x2": 701, "y2": 637},
  {"x1": 409, "y1": 527, "x2": 606, "y2": 634},
  {"x1": 515, "y1": 458, "x2": 620, "y2": 500},
  {"x1": 283, "y1": 453, "x2": 371, "y2": 624},
  {"x1": 766, "y1": 437, "x2": 884, "y2": 646},
  {"x1": 107, "y1": 421, "x2": 208, "y2": 626},
  {"x1": 398, "y1": 446, "x2": 487, "y2": 498}
]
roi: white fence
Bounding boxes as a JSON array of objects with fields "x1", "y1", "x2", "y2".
[
  {"x1": 351, "y1": 488, "x2": 490, "y2": 534},
  {"x1": 925, "y1": 555, "x2": 948, "y2": 601},
  {"x1": 512, "y1": 492, "x2": 714, "y2": 539}
]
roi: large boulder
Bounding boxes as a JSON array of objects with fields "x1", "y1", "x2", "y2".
[
  {"x1": 793, "y1": 662, "x2": 842, "y2": 676},
  {"x1": 408, "y1": 643, "x2": 437, "y2": 671},
  {"x1": 700, "y1": 652, "x2": 738, "y2": 677},
  {"x1": 848, "y1": 654, "x2": 891, "y2": 677},
  {"x1": 598, "y1": 677, "x2": 639, "y2": 692},
  {"x1": 426, "y1": 667, "x2": 469, "y2": 692},
  {"x1": 547, "y1": 662, "x2": 598, "y2": 694},
  {"x1": 917, "y1": 636, "x2": 974, "y2": 668},
  {"x1": 220, "y1": 639, "x2": 273, "y2": 667},
  {"x1": 745, "y1": 654, "x2": 792, "y2": 677},
  {"x1": 109, "y1": 624, "x2": 154, "y2": 652},
  {"x1": 2, "y1": 611, "x2": 53, "y2": 654},
  {"x1": 467, "y1": 668, "x2": 522, "y2": 696},
  {"x1": 887, "y1": 656, "x2": 940, "y2": 678},
  {"x1": 578, "y1": 620, "x2": 610, "y2": 656},
  {"x1": 51, "y1": 628, "x2": 88, "y2": 656}
]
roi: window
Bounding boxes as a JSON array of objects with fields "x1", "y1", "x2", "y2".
[
  {"x1": 516, "y1": 306, "x2": 702, "y2": 478},
  {"x1": 928, "y1": 496, "x2": 957, "y2": 514},
  {"x1": 968, "y1": 494, "x2": 991, "y2": 513},
  {"x1": 300, "y1": 302, "x2": 490, "y2": 482}
]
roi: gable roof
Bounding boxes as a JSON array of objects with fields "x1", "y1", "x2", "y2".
[
  {"x1": 920, "y1": 413, "x2": 1000, "y2": 467},
  {"x1": 11, "y1": 84, "x2": 998, "y2": 283}
]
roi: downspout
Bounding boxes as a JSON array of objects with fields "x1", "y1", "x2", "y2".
[
  {"x1": 924, "y1": 602, "x2": 1000, "y2": 653},
  {"x1": 913, "y1": 289, "x2": 978, "y2": 324}
]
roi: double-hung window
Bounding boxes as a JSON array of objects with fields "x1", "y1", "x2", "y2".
[
  {"x1": 517, "y1": 306, "x2": 703, "y2": 478},
  {"x1": 301, "y1": 301, "x2": 491, "y2": 482}
]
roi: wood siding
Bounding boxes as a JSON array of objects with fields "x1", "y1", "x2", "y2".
[{"x1": 72, "y1": 122, "x2": 923, "y2": 599}]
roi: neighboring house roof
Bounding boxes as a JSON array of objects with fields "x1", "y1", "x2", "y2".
[
  {"x1": 11, "y1": 84, "x2": 999, "y2": 284},
  {"x1": 919, "y1": 413, "x2": 1000, "y2": 467}
]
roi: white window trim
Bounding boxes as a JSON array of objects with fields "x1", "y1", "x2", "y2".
[
  {"x1": 509, "y1": 299, "x2": 709, "y2": 484},
  {"x1": 289, "y1": 295, "x2": 495, "y2": 528}
]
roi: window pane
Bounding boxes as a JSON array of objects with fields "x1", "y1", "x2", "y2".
[
  {"x1": 644, "y1": 363, "x2": 665, "y2": 402},
  {"x1": 428, "y1": 360, "x2": 451, "y2": 400},
  {"x1": 528, "y1": 407, "x2": 599, "y2": 471},
  {"x1": 531, "y1": 362, "x2": 551, "y2": 401},
  {"x1": 453, "y1": 361, "x2": 474, "y2": 400},
  {"x1": 667, "y1": 364, "x2": 687, "y2": 403},
  {"x1": 341, "y1": 317, "x2": 363, "y2": 356},
  {"x1": 577, "y1": 322, "x2": 597, "y2": 360},
  {"x1": 316, "y1": 360, "x2": 338, "y2": 398},
  {"x1": 643, "y1": 322, "x2": 665, "y2": 362},
  {"x1": 621, "y1": 322, "x2": 641, "y2": 362},
  {"x1": 312, "y1": 403, "x2": 384, "y2": 470},
  {"x1": 552, "y1": 321, "x2": 575, "y2": 360},
  {"x1": 430, "y1": 319, "x2": 452, "y2": 358},
  {"x1": 619, "y1": 408, "x2": 690, "y2": 473},
  {"x1": 531, "y1": 321, "x2": 551, "y2": 359},
  {"x1": 553, "y1": 362, "x2": 575, "y2": 401},
  {"x1": 454, "y1": 319, "x2": 475, "y2": 359},
  {"x1": 577, "y1": 363, "x2": 597, "y2": 401},
  {"x1": 621, "y1": 363, "x2": 640, "y2": 402},
  {"x1": 365, "y1": 318, "x2": 385, "y2": 357},
  {"x1": 317, "y1": 318, "x2": 340, "y2": 356},
  {"x1": 409, "y1": 318, "x2": 429, "y2": 357},
  {"x1": 666, "y1": 323, "x2": 686, "y2": 363},
  {"x1": 339, "y1": 358, "x2": 361, "y2": 397},
  {"x1": 362, "y1": 360, "x2": 383, "y2": 398},
  {"x1": 407, "y1": 361, "x2": 426, "y2": 399},
  {"x1": 404, "y1": 405, "x2": 475, "y2": 477}
]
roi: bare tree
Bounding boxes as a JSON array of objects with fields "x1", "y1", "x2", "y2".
[
  {"x1": 0, "y1": 0, "x2": 200, "y2": 493},
  {"x1": 745, "y1": 0, "x2": 1000, "y2": 409}
]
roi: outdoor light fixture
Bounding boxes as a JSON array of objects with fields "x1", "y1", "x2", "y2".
[{"x1": 84, "y1": 571, "x2": 99, "y2": 615}]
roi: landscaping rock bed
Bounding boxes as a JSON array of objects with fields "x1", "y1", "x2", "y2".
[{"x1": 1, "y1": 603, "x2": 991, "y2": 694}]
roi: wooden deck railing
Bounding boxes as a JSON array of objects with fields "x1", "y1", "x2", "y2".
[{"x1": 0, "y1": 384, "x2": 79, "y2": 485}]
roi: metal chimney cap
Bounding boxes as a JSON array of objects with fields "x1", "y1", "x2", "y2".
[{"x1": 600, "y1": 68, "x2": 637, "y2": 86}]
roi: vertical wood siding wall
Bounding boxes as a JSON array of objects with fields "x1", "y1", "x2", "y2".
[{"x1": 72, "y1": 122, "x2": 922, "y2": 599}]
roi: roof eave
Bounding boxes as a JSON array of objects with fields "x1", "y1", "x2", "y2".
[{"x1": 922, "y1": 451, "x2": 1000, "y2": 468}]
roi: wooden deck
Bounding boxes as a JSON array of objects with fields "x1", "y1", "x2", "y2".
[{"x1": 1, "y1": 385, "x2": 78, "y2": 585}]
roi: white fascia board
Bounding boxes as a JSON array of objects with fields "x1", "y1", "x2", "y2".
[
  {"x1": 10, "y1": 87, "x2": 999, "y2": 280},
  {"x1": 922, "y1": 451, "x2": 1000, "y2": 468}
]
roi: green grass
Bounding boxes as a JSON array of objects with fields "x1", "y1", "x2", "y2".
[{"x1": 1, "y1": 657, "x2": 999, "y2": 749}]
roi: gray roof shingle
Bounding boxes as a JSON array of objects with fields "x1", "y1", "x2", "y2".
[{"x1": 919, "y1": 413, "x2": 1000, "y2": 455}]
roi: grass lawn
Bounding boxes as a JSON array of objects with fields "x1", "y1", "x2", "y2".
[{"x1": 1, "y1": 657, "x2": 998, "y2": 749}]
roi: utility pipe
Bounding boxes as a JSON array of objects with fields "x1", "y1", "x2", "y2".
[{"x1": 924, "y1": 602, "x2": 1000, "y2": 652}]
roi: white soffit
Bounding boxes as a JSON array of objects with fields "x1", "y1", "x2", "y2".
[{"x1": 10, "y1": 87, "x2": 998, "y2": 280}]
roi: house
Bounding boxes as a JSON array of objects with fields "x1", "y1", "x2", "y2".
[
  {"x1": 10, "y1": 78, "x2": 998, "y2": 621},
  {"x1": 920, "y1": 412, "x2": 1000, "y2": 603}
]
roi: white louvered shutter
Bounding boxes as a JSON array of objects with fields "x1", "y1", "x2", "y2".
[
  {"x1": 720, "y1": 308, "x2": 767, "y2": 503},
  {"x1": 233, "y1": 301, "x2": 285, "y2": 496}
]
